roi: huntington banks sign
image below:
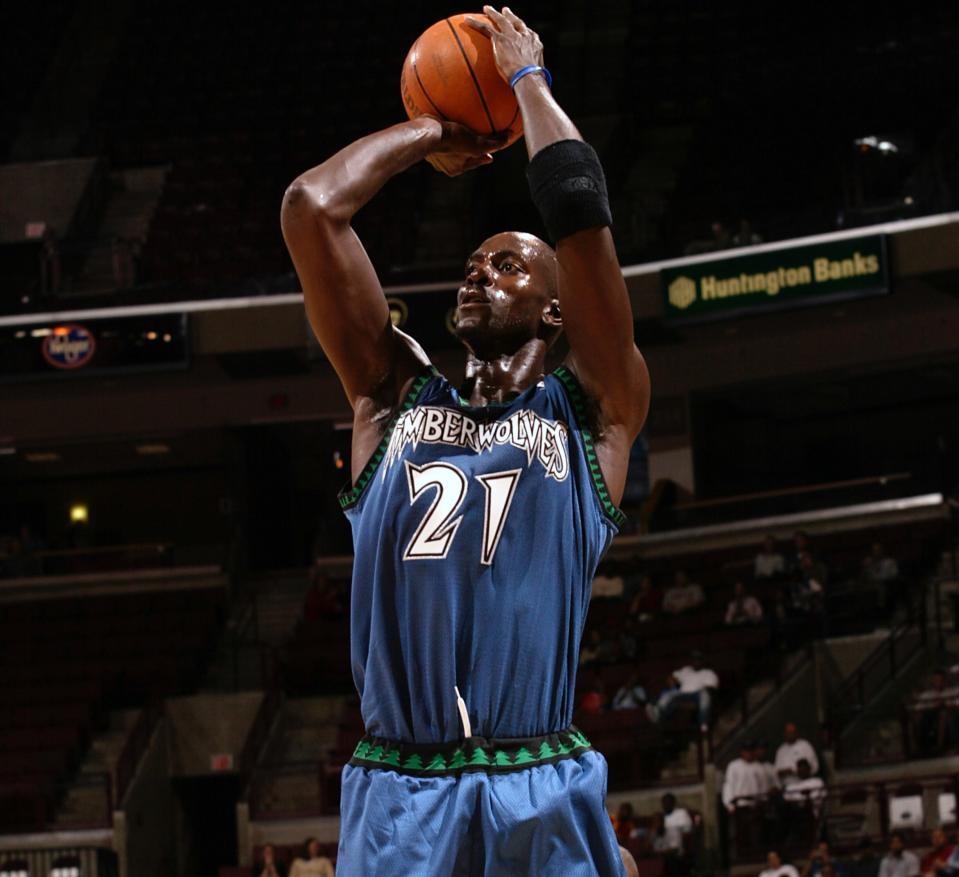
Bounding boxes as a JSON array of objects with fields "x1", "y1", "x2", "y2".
[{"x1": 661, "y1": 234, "x2": 889, "y2": 323}]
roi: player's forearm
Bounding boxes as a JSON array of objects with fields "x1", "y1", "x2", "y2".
[
  {"x1": 283, "y1": 118, "x2": 441, "y2": 225},
  {"x1": 514, "y1": 75, "x2": 581, "y2": 159}
]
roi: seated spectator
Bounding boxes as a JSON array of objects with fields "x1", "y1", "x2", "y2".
[
  {"x1": 257, "y1": 843, "x2": 287, "y2": 877},
  {"x1": 782, "y1": 759, "x2": 827, "y2": 815},
  {"x1": 611, "y1": 802, "x2": 637, "y2": 845},
  {"x1": 846, "y1": 838, "x2": 881, "y2": 877},
  {"x1": 862, "y1": 541, "x2": 899, "y2": 583},
  {"x1": 611, "y1": 672, "x2": 647, "y2": 710},
  {"x1": 721, "y1": 742, "x2": 765, "y2": 813},
  {"x1": 619, "y1": 618, "x2": 640, "y2": 661},
  {"x1": 289, "y1": 838, "x2": 334, "y2": 877},
  {"x1": 935, "y1": 845, "x2": 959, "y2": 877},
  {"x1": 579, "y1": 629, "x2": 603, "y2": 667},
  {"x1": 755, "y1": 535, "x2": 786, "y2": 580},
  {"x1": 775, "y1": 722, "x2": 819, "y2": 784},
  {"x1": 762, "y1": 851, "x2": 801, "y2": 877},
  {"x1": 662, "y1": 570, "x2": 706, "y2": 615},
  {"x1": 921, "y1": 828, "x2": 954, "y2": 877},
  {"x1": 733, "y1": 219, "x2": 763, "y2": 247},
  {"x1": 878, "y1": 834, "x2": 920, "y2": 877},
  {"x1": 912, "y1": 669, "x2": 959, "y2": 754},
  {"x1": 661, "y1": 793, "x2": 694, "y2": 852},
  {"x1": 628, "y1": 574, "x2": 662, "y2": 621},
  {"x1": 579, "y1": 678, "x2": 607, "y2": 715},
  {"x1": 726, "y1": 581, "x2": 764, "y2": 626},
  {"x1": 647, "y1": 651, "x2": 719, "y2": 731},
  {"x1": 803, "y1": 842, "x2": 846, "y2": 877},
  {"x1": 787, "y1": 531, "x2": 814, "y2": 575}
]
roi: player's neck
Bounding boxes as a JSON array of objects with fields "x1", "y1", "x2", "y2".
[{"x1": 461, "y1": 342, "x2": 547, "y2": 406}]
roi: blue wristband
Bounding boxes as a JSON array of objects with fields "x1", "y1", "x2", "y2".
[{"x1": 509, "y1": 65, "x2": 552, "y2": 91}]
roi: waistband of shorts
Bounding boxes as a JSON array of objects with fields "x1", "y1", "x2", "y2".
[{"x1": 348, "y1": 726, "x2": 593, "y2": 776}]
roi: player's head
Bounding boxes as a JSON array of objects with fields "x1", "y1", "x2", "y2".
[{"x1": 454, "y1": 231, "x2": 561, "y2": 357}]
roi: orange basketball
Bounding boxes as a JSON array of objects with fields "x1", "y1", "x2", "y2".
[{"x1": 401, "y1": 13, "x2": 523, "y2": 147}]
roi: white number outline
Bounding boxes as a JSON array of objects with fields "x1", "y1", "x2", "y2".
[
  {"x1": 476, "y1": 469, "x2": 522, "y2": 566},
  {"x1": 402, "y1": 461, "x2": 468, "y2": 560}
]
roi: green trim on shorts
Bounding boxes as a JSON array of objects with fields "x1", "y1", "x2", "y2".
[{"x1": 349, "y1": 727, "x2": 593, "y2": 777}]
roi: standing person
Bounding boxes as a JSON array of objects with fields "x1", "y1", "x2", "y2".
[
  {"x1": 761, "y1": 851, "x2": 801, "y2": 877},
  {"x1": 280, "y1": 7, "x2": 649, "y2": 875},
  {"x1": 775, "y1": 722, "x2": 819, "y2": 784}
]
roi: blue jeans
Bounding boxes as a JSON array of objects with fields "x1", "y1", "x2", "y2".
[{"x1": 655, "y1": 689, "x2": 712, "y2": 726}]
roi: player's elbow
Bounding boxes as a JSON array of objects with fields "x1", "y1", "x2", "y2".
[{"x1": 281, "y1": 176, "x2": 349, "y2": 227}]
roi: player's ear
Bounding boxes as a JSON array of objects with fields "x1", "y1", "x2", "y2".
[{"x1": 542, "y1": 297, "x2": 562, "y2": 329}]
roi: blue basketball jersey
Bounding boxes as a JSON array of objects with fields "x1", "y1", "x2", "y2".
[{"x1": 340, "y1": 364, "x2": 624, "y2": 743}]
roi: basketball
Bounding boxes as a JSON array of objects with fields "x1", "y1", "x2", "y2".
[{"x1": 401, "y1": 13, "x2": 523, "y2": 147}]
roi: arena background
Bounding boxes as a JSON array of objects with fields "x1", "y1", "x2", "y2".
[{"x1": 1, "y1": 2, "x2": 959, "y2": 875}]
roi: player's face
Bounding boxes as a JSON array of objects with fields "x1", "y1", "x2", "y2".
[{"x1": 454, "y1": 231, "x2": 559, "y2": 354}]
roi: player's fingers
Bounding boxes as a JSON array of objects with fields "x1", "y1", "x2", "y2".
[
  {"x1": 501, "y1": 7, "x2": 528, "y2": 31},
  {"x1": 464, "y1": 16, "x2": 494, "y2": 36},
  {"x1": 482, "y1": 5, "x2": 510, "y2": 31}
]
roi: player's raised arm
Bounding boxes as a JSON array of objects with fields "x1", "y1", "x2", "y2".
[
  {"x1": 280, "y1": 118, "x2": 504, "y2": 408},
  {"x1": 468, "y1": 7, "x2": 650, "y2": 443}
]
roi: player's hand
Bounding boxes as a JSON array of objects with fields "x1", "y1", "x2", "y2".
[
  {"x1": 423, "y1": 119, "x2": 506, "y2": 177},
  {"x1": 466, "y1": 6, "x2": 544, "y2": 84}
]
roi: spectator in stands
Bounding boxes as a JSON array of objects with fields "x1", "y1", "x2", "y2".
[
  {"x1": 754, "y1": 741, "x2": 780, "y2": 795},
  {"x1": 579, "y1": 629, "x2": 615, "y2": 667},
  {"x1": 611, "y1": 672, "x2": 647, "y2": 710},
  {"x1": 628, "y1": 573, "x2": 662, "y2": 621},
  {"x1": 611, "y1": 802, "x2": 637, "y2": 845},
  {"x1": 304, "y1": 568, "x2": 345, "y2": 620},
  {"x1": 788, "y1": 552, "x2": 828, "y2": 627},
  {"x1": 726, "y1": 581, "x2": 764, "y2": 626},
  {"x1": 289, "y1": 838, "x2": 334, "y2": 877},
  {"x1": 722, "y1": 742, "x2": 765, "y2": 813},
  {"x1": 662, "y1": 570, "x2": 706, "y2": 615},
  {"x1": 788, "y1": 531, "x2": 813, "y2": 576},
  {"x1": 761, "y1": 851, "x2": 801, "y2": 877},
  {"x1": 921, "y1": 828, "x2": 954, "y2": 877},
  {"x1": 733, "y1": 219, "x2": 763, "y2": 247},
  {"x1": 257, "y1": 843, "x2": 287, "y2": 877},
  {"x1": 579, "y1": 677, "x2": 607, "y2": 715},
  {"x1": 775, "y1": 722, "x2": 819, "y2": 783},
  {"x1": 647, "y1": 651, "x2": 719, "y2": 732},
  {"x1": 782, "y1": 758, "x2": 827, "y2": 815},
  {"x1": 878, "y1": 834, "x2": 920, "y2": 877},
  {"x1": 755, "y1": 535, "x2": 786, "y2": 580},
  {"x1": 684, "y1": 220, "x2": 732, "y2": 255},
  {"x1": 845, "y1": 837, "x2": 881, "y2": 877},
  {"x1": 803, "y1": 842, "x2": 845, "y2": 877},
  {"x1": 620, "y1": 845, "x2": 640, "y2": 877},
  {"x1": 661, "y1": 792, "x2": 694, "y2": 852},
  {"x1": 862, "y1": 542, "x2": 899, "y2": 584},
  {"x1": 619, "y1": 617, "x2": 641, "y2": 661},
  {"x1": 913, "y1": 669, "x2": 959, "y2": 754}
]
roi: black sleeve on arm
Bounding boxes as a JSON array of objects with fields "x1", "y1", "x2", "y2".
[{"x1": 526, "y1": 139, "x2": 613, "y2": 243}]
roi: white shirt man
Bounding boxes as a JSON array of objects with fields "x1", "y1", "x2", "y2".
[
  {"x1": 774, "y1": 724, "x2": 819, "y2": 781},
  {"x1": 674, "y1": 665, "x2": 719, "y2": 693},
  {"x1": 660, "y1": 794, "x2": 693, "y2": 852},
  {"x1": 722, "y1": 748, "x2": 766, "y2": 811},
  {"x1": 783, "y1": 776, "x2": 827, "y2": 813}
]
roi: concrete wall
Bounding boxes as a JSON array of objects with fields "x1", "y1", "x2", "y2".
[
  {"x1": 165, "y1": 692, "x2": 263, "y2": 777},
  {"x1": 114, "y1": 719, "x2": 176, "y2": 877}
]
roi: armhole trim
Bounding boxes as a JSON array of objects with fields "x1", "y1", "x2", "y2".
[
  {"x1": 552, "y1": 365, "x2": 627, "y2": 529},
  {"x1": 338, "y1": 365, "x2": 439, "y2": 511}
]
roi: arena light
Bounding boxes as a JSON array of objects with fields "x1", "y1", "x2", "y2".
[
  {"x1": 24, "y1": 451, "x2": 61, "y2": 462},
  {"x1": 30, "y1": 327, "x2": 52, "y2": 337},
  {"x1": 135, "y1": 442, "x2": 171, "y2": 455},
  {"x1": 69, "y1": 504, "x2": 89, "y2": 523}
]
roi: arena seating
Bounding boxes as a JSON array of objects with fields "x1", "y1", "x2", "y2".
[{"x1": 0, "y1": 585, "x2": 225, "y2": 832}]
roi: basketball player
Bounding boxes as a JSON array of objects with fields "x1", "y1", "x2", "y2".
[{"x1": 281, "y1": 7, "x2": 649, "y2": 875}]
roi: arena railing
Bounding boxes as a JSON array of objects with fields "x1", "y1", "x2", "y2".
[
  {"x1": 0, "y1": 846, "x2": 117, "y2": 877},
  {"x1": 724, "y1": 773, "x2": 959, "y2": 865}
]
